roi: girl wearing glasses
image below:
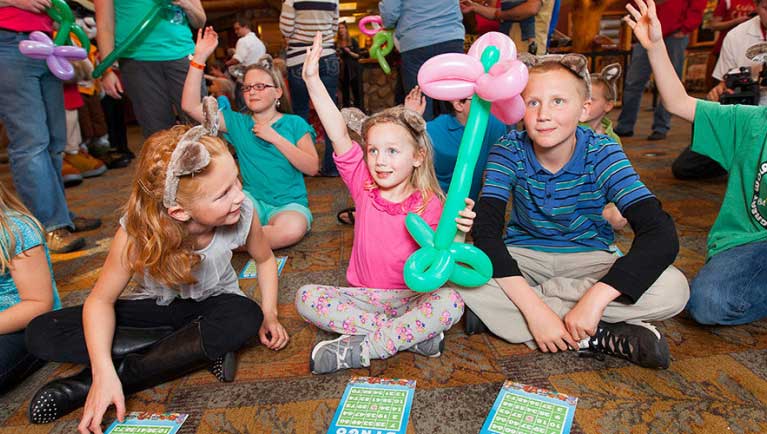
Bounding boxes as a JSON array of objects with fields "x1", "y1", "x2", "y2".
[{"x1": 183, "y1": 27, "x2": 319, "y2": 249}]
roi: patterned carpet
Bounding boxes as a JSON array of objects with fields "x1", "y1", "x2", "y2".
[{"x1": 1, "y1": 95, "x2": 766, "y2": 433}]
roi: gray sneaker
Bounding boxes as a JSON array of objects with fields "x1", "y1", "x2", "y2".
[
  {"x1": 310, "y1": 335, "x2": 370, "y2": 374},
  {"x1": 408, "y1": 332, "x2": 444, "y2": 358}
]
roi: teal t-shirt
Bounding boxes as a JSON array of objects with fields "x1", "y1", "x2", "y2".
[
  {"x1": 115, "y1": 0, "x2": 195, "y2": 61},
  {"x1": 692, "y1": 100, "x2": 767, "y2": 259},
  {"x1": 222, "y1": 110, "x2": 316, "y2": 207},
  {"x1": 0, "y1": 213, "x2": 61, "y2": 313}
]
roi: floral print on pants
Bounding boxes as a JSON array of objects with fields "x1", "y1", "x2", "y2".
[{"x1": 296, "y1": 285, "x2": 464, "y2": 360}]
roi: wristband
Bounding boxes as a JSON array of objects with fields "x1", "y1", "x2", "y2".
[{"x1": 190, "y1": 59, "x2": 205, "y2": 70}]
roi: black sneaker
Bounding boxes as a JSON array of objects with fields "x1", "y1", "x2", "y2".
[
  {"x1": 614, "y1": 129, "x2": 634, "y2": 138},
  {"x1": 578, "y1": 321, "x2": 670, "y2": 369},
  {"x1": 647, "y1": 131, "x2": 667, "y2": 141}
]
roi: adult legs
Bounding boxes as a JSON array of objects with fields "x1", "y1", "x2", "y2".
[
  {"x1": 400, "y1": 39, "x2": 465, "y2": 121},
  {"x1": 616, "y1": 42, "x2": 652, "y2": 135},
  {"x1": 651, "y1": 35, "x2": 689, "y2": 135},
  {"x1": 0, "y1": 30, "x2": 73, "y2": 233}
]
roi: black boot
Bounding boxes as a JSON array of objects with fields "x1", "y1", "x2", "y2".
[
  {"x1": 29, "y1": 325, "x2": 189, "y2": 424},
  {"x1": 463, "y1": 307, "x2": 489, "y2": 336}
]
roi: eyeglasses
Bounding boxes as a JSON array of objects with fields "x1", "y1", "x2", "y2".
[{"x1": 242, "y1": 83, "x2": 277, "y2": 93}]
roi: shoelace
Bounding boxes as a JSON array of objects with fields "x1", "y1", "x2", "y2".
[
  {"x1": 587, "y1": 326, "x2": 633, "y2": 359},
  {"x1": 335, "y1": 337, "x2": 354, "y2": 370}
]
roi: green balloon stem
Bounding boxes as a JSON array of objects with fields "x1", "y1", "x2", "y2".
[
  {"x1": 433, "y1": 46, "x2": 500, "y2": 248},
  {"x1": 48, "y1": 0, "x2": 90, "y2": 53},
  {"x1": 93, "y1": 1, "x2": 167, "y2": 77}
]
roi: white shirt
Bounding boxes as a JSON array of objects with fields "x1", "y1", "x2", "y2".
[
  {"x1": 234, "y1": 31, "x2": 267, "y2": 66},
  {"x1": 713, "y1": 16, "x2": 766, "y2": 81}
]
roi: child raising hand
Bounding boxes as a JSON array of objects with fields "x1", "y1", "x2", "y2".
[
  {"x1": 182, "y1": 26, "x2": 319, "y2": 250},
  {"x1": 296, "y1": 32, "x2": 475, "y2": 374}
]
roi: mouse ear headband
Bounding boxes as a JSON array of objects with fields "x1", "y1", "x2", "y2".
[
  {"x1": 591, "y1": 63, "x2": 622, "y2": 101},
  {"x1": 341, "y1": 106, "x2": 427, "y2": 146},
  {"x1": 162, "y1": 96, "x2": 220, "y2": 208},
  {"x1": 519, "y1": 52, "x2": 592, "y2": 99}
]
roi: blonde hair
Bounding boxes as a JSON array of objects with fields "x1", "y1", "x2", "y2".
[
  {"x1": 361, "y1": 106, "x2": 445, "y2": 213},
  {"x1": 243, "y1": 63, "x2": 293, "y2": 114},
  {"x1": 0, "y1": 183, "x2": 43, "y2": 274},
  {"x1": 123, "y1": 125, "x2": 230, "y2": 288}
]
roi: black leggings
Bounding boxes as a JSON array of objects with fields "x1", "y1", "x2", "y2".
[{"x1": 25, "y1": 294, "x2": 263, "y2": 364}]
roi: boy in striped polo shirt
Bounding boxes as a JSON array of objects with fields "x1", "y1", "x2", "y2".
[{"x1": 456, "y1": 54, "x2": 690, "y2": 369}]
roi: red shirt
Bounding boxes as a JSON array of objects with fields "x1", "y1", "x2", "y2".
[
  {"x1": 0, "y1": 7, "x2": 52, "y2": 33},
  {"x1": 653, "y1": 0, "x2": 708, "y2": 37},
  {"x1": 712, "y1": 0, "x2": 757, "y2": 54},
  {"x1": 63, "y1": 84, "x2": 83, "y2": 111}
]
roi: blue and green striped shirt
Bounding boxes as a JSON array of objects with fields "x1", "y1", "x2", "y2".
[{"x1": 481, "y1": 126, "x2": 653, "y2": 253}]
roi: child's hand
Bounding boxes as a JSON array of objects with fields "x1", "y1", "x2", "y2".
[
  {"x1": 526, "y1": 305, "x2": 579, "y2": 353},
  {"x1": 563, "y1": 298, "x2": 604, "y2": 342},
  {"x1": 78, "y1": 368, "x2": 125, "y2": 434},
  {"x1": 624, "y1": 0, "x2": 663, "y2": 50},
  {"x1": 193, "y1": 26, "x2": 218, "y2": 61},
  {"x1": 602, "y1": 203, "x2": 627, "y2": 231},
  {"x1": 259, "y1": 315, "x2": 289, "y2": 350},
  {"x1": 301, "y1": 32, "x2": 324, "y2": 82},
  {"x1": 252, "y1": 122, "x2": 283, "y2": 144},
  {"x1": 404, "y1": 86, "x2": 427, "y2": 115},
  {"x1": 456, "y1": 197, "x2": 476, "y2": 233}
]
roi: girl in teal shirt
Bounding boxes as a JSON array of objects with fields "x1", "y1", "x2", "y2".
[
  {"x1": 0, "y1": 183, "x2": 60, "y2": 393},
  {"x1": 182, "y1": 27, "x2": 319, "y2": 249}
]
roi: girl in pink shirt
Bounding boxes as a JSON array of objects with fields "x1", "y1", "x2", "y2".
[{"x1": 297, "y1": 33, "x2": 475, "y2": 374}]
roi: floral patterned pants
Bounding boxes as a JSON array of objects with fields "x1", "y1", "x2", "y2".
[{"x1": 296, "y1": 285, "x2": 464, "y2": 360}]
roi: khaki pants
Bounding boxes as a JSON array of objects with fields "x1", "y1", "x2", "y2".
[{"x1": 455, "y1": 247, "x2": 690, "y2": 345}]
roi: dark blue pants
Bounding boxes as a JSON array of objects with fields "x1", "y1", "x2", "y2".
[{"x1": 400, "y1": 39, "x2": 465, "y2": 121}]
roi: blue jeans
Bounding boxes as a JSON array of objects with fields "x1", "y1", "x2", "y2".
[
  {"x1": 288, "y1": 54, "x2": 339, "y2": 175},
  {"x1": 0, "y1": 29, "x2": 72, "y2": 232},
  {"x1": 0, "y1": 330, "x2": 45, "y2": 392},
  {"x1": 616, "y1": 34, "x2": 689, "y2": 135},
  {"x1": 687, "y1": 240, "x2": 767, "y2": 325},
  {"x1": 400, "y1": 39, "x2": 465, "y2": 121}
]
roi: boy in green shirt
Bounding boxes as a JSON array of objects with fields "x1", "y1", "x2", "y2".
[{"x1": 627, "y1": 0, "x2": 767, "y2": 325}]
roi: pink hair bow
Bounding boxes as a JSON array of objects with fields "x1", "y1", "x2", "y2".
[{"x1": 417, "y1": 32, "x2": 528, "y2": 124}]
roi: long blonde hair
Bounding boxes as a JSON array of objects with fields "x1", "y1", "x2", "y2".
[
  {"x1": 123, "y1": 125, "x2": 230, "y2": 288},
  {"x1": 361, "y1": 106, "x2": 445, "y2": 213},
  {"x1": 0, "y1": 183, "x2": 44, "y2": 274}
]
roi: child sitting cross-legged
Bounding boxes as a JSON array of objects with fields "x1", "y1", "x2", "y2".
[
  {"x1": 296, "y1": 33, "x2": 473, "y2": 374},
  {"x1": 24, "y1": 100, "x2": 288, "y2": 430},
  {"x1": 458, "y1": 53, "x2": 690, "y2": 369},
  {"x1": 625, "y1": 0, "x2": 767, "y2": 325}
]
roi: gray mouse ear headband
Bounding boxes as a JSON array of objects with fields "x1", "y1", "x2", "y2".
[
  {"x1": 519, "y1": 52, "x2": 592, "y2": 99},
  {"x1": 162, "y1": 96, "x2": 220, "y2": 208}
]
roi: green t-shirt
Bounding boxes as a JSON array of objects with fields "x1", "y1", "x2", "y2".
[
  {"x1": 222, "y1": 110, "x2": 316, "y2": 207},
  {"x1": 692, "y1": 100, "x2": 767, "y2": 258},
  {"x1": 115, "y1": 0, "x2": 194, "y2": 61},
  {"x1": 579, "y1": 117, "x2": 622, "y2": 146}
]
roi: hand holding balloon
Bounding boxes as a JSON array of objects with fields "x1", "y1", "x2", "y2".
[{"x1": 403, "y1": 32, "x2": 528, "y2": 292}]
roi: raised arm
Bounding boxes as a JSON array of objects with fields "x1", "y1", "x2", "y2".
[
  {"x1": 181, "y1": 27, "x2": 228, "y2": 132},
  {"x1": 625, "y1": 0, "x2": 697, "y2": 122},
  {"x1": 302, "y1": 32, "x2": 354, "y2": 155}
]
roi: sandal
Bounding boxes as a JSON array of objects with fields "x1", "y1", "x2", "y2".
[{"x1": 336, "y1": 207, "x2": 356, "y2": 225}]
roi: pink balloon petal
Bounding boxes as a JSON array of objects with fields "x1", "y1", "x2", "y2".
[
  {"x1": 468, "y1": 31, "x2": 517, "y2": 62},
  {"x1": 418, "y1": 53, "x2": 483, "y2": 101},
  {"x1": 54, "y1": 45, "x2": 87, "y2": 60},
  {"x1": 47, "y1": 55, "x2": 74, "y2": 80},
  {"x1": 476, "y1": 60, "x2": 529, "y2": 101},
  {"x1": 358, "y1": 15, "x2": 383, "y2": 36},
  {"x1": 491, "y1": 94, "x2": 526, "y2": 125},
  {"x1": 29, "y1": 31, "x2": 53, "y2": 44},
  {"x1": 19, "y1": 40, "x2": 54, "y2": 59}
]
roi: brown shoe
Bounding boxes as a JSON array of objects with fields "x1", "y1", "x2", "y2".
[
  {"x1": 72, "y1": 216, "x2": 101, "y2": 232},
  {"x1": 45, "y1": 228, "x2": 85, "y2": 253}
]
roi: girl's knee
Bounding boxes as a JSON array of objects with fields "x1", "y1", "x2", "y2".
[
  {"x1": 295, "y1": 284, "x2": 326, "y2": 322},
  {"x1": 24, "y1": 312, "x2": 60, "y2": 359},
  {"x1": 434, "y1": 289, "x2": 465, "y2": 329}
]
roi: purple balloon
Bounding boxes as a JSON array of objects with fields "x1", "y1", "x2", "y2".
[
  {"x1": 29, "y1": 31, "x2": 53, "y2": 44},
  {"x1": 53, "y1": 45, "x2": 87, "y2": 60},
  {"x1": 47, "y1": 55, "x2": 74, "y2": 80},
  {"x1": 19, "y1": 40, "x2": 53, "y2": 60}
]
